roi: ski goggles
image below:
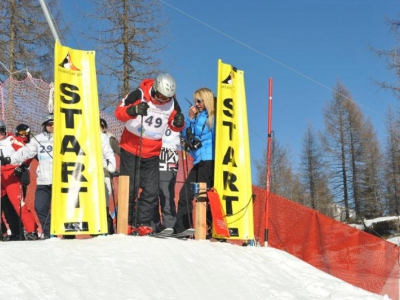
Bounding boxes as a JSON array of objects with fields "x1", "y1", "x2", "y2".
[
  {"x1": 18, "y1": 131, "x2": 29, "y2": 136},
  {"x1": 155, "y1": 92, "x2": 172, "y2": 103},
  {"x1": 46, "y1": 122, "x2": 54, "y2": 126}
]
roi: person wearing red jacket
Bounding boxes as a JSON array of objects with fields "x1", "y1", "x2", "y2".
[
  {"x1": 14, "y1": 124, "x2": 32, "y2": 199},
  {"x1": 115, "y1": 73, "x2": 185, "y2": 236},
  {"x1": 0, "y1": 121, "x2": 37, "y2": 240},
  {"x1": 1, "y1": 124, "x2": 33, "y2": 241}
]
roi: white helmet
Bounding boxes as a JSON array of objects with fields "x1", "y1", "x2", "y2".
[
  {"x1": 42, "y1": 114, "x2": 54, "y2": 126},
  {"x1": 153, "y1": 73, "x2": 176, "y2": 98}
]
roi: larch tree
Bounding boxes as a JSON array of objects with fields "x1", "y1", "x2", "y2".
[
  {"x1": 322, "y1": 82, "x2": 383, "y2": 220},
  {"x1": 85, "y1": 0, "x2": 167, "y2": 109},
  {"x1": 374, "y1": 12, "x2": 400, "y2": 216},
  {"x1": 384, "y1": 107, "x2": 400, "y2": 215},
  {"x1": 374, "y1": 17, "x2": 400, "y2": 99},
  {"x1": 344, "y1": 97, "x2": 383, "y2": 219},
  {"x1": 255, "y1": 137, "x2": 304, "y2": 202},
  {"x1": 0, "y1": 0, "x2": 63, "y2": 83},
  {"x1": 299, "y1": 123, "x2": 333, "y2": 216},
  {"x1": 321, "y1": 82, "x2": 352, "y2": 220},
  {"x1": 357, "y1": 118, "x2": 384, "y2": 219}
]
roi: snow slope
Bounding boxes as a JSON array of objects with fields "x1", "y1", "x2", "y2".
[{"x1": 0, "y1": 235, "x2": 388, "y2": 300}]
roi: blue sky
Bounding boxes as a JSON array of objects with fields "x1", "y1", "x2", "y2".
[
  {"x1": 160, "y1": 1, "x2": 399, "y2": 182},
  {"x1": 60, "y1": 0, "x2": 399, "y2": 184}
]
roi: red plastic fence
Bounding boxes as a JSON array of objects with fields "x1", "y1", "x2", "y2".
[{"x1": 252, "y1": 186, "x2": 399, "y2": 299}]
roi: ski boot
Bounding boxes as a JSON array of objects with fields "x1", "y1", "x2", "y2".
[
  {"x1": 25, "y1": 232, "x2": 38, "y2": 241},
  {"x1": 136, "y1": 225, "x2": 153, "y2": 236}
]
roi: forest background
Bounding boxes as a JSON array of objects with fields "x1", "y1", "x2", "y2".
[{"x1": 0, "y1": 0, "x2": 400, "y2": 228}]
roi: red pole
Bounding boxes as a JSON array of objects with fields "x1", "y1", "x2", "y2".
[{"x1": 264, "y1": 77, "x2": 273, "y2": 246}]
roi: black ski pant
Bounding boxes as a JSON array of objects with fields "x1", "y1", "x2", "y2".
[
  {"x1": 174, "y1": 160, "x2": 214, "y2": 234},
  {"x1": 106, "y1": 206, "x2": 114, "y2": 234},
  {"x1": 153, "y1": 169, "x2": 177, "y2": 229},
  {"x1": 1, "y1": 195, "x2": 21, "y2": 237},
  {"x1": 120, "y1": 149, "x2": 160, "y2": 227},
  {"x1": 34, "y1": 184, "x2": 52, "y2": 236}
]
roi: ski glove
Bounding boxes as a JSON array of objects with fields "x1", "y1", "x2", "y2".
[
  {"x1": 14, "y1": 166, "x2": 23, "y2": 178},
  {"x1": 173, "y1": 113, "x2": 185, "y2": 127},
  {"x1": 126, "y1": 102, "x2": 149, "y2": 117},
  {"x1": 0, "y1": 156, "x2": 11, "y2": 166},
  {"x1": 14, "y1": 162, "x2": 29, "y2": 177}
]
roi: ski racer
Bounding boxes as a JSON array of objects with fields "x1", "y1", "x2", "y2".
[{"x1": 114, "y1": 73, "x2": 185, "y2": 236}]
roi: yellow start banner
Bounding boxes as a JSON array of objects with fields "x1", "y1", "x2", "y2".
[
  {"x1": 52, "y1": 41, "x2": 107, "y2": 235},
  {"x1": 214, "y1": 59, "x2": 254, "y2": 240}
]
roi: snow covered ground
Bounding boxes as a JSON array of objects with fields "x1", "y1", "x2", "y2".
[
  {"x1": 349, "y1": 216, "x2": 400, "y2": 231},
  {"x1": 0, "y1": 234, "x2": 390, "y2": 300}
]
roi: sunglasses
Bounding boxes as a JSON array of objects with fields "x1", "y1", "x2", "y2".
[
  {"x1": 195, "y1": 99, "x2": 203, "y2": 104},
  {"x1": 18, "y1": 131, "x2": 29, "y2": 136},
  {"x1": 46, "y1": 122, "x2": 54, "y2": 126},
  {"x1": 155, "y1": 92, "x2": 171, "y2": 103}
]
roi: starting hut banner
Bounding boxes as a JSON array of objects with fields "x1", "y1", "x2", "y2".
[
  {"x1": 214, "y1": 59, "x2": 254, "y2": 240},
  {"x1": 51, "y1": 41, "x2": 107, "y2": 235}
]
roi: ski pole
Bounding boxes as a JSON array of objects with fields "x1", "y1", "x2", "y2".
[
  {"x1": 133, "y1": 116, "x2": 144, "y2": 231},
  {"x1": 19, "y1": 184, "x2": 23, "y2": 240},
  {"x1": 109, "y1": 172, "x2": 118, "y2": 230}
]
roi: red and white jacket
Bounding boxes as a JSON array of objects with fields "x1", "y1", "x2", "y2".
[
  {"x1": 115, "y1": 79, "x2": 184, "y2": 158},
  {"x1": 0, "y1": 132, "x2": 26, "y2": 172}
]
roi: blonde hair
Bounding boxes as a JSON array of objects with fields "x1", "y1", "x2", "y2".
[{"x1": 193, "y1": 87, "x2": 215, "y2": 129}]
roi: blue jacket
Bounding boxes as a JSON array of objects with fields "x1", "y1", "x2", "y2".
[{"x1": 182, "y1": 110, "x2": 215, "y2": 165}]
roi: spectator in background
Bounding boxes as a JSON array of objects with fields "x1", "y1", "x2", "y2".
[
  {"x1": 100, "y1": 118, "x2": 119, "y2": 234},
  {"x1": 0, "y1": 121, "x2": 38, "y2": 240},
  {"x1": 100, "y1": 118, "x2": 120, "y2": 157},
  {"x1": 1, "y1": 123, "x2": 34, "y2": 241},
  {"x1": 5, "y1": 114, "x2": 54, "y2": 239},
  {"x1": 1, "y1": 194, "x2": 20, "y2": 241},
  {"x1": 14, "y1": 124, "x2": 32, "y2": 198}
]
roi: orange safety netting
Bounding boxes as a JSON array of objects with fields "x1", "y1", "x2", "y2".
[{"x1": 252, "y1": 186, "x2": 399, "y2": 299}]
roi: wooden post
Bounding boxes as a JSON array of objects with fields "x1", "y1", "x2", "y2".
[
  {"x1": 195, "y1": 182, "x2": 208, "y2": 240},
  {"x1": 117, "y1": 175, "x2": 129, "y2": 234}
]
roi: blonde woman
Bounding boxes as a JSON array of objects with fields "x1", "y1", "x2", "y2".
[{"x1": 174, "y1": 87, "x2": 215, "y2": 236}]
